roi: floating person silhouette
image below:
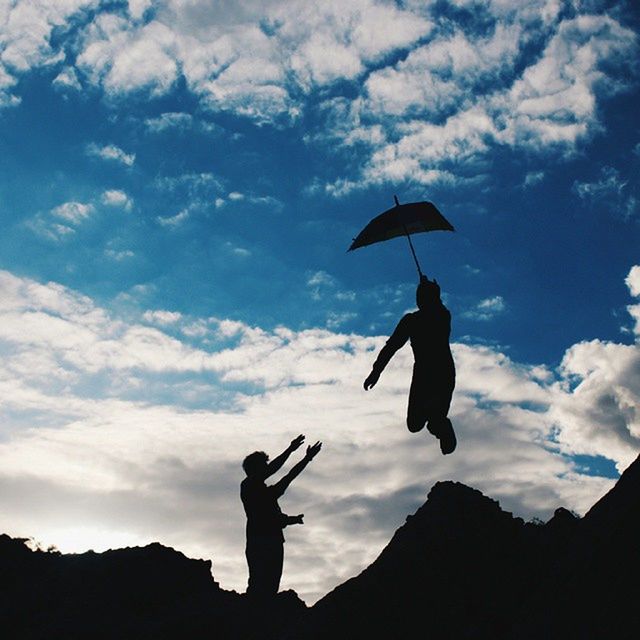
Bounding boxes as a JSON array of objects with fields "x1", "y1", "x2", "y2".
[
  {"x1": 241, "y1": 435, "x2": 322, "y2": 599},
  {"x1": 364, "y1": 275, "x2": 456, "y2": 454}
]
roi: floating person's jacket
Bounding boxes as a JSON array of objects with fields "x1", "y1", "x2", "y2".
[{"x1": 372, "y1": 303, "x2": 454, "y2": 377}]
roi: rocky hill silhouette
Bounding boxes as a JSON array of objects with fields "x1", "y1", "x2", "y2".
[
  {"x1": 2, "y1": 454, "x2": 638, "y2": 639},
  {"x1": 0, "y1": 535, "x2": 305, "y2": 639}
]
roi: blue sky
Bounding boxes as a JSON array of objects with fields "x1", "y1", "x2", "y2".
[{"x1": 1, "y1": 0, "x2": 639, "y2": 603}]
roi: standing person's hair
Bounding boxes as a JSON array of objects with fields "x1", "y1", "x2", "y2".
[{"x1": 243, "y1": 451, "x2": 268, "y2": 476}]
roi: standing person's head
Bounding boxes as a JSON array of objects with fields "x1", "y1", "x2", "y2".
[
  {"x1": 243, "y1": 451, "x2": 269, "y2": 478},
  {"x1": 416, "y1": 275, "x2": 441, "y2": 310}
]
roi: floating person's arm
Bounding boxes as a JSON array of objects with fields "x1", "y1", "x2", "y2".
[
  {"x1": 272, "y1": 441, "x2": 322, "y2": 498},
  {"x1": 364, "y1": 315, "x2": 410, "y2": 390},
  {"x1": 265, "y1": 434, "x2": 305, "y2": 478}
]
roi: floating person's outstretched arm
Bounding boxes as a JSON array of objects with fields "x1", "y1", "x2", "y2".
[
  {"x1": 364, "y1": 316, "x2": 410, "y2": 390},
  {"x1": 264, "y1": 434, "x2": 305, "y2": 478},
  {"x1": 272, "y1": 441, "x2": 322, "y2": 500}
]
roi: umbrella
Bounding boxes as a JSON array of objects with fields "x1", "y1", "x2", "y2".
[{"x1": 348, "y1": 195, "x2": 454, "y2": 276}]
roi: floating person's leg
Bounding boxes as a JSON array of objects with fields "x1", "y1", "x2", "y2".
[
  {"x1": 428, "y1": 416, "x2": 456, "y2": 454},
  {"x1": 406, "y1": 366, "x2": 428, "y2": 433},
  {"x1": 406, "y1": 407, "x2": 427, "y2": 433},
  {"x1": 426, "y1": 379, "x2": 456, "y2": 454}
]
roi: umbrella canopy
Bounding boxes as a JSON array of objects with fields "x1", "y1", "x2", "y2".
[
  {"x1": 348, "y1": 198, "x2": 454, "y2": 251},
  {"x1": 347, "y1": 196, "x2": 454, "y2": 276}
]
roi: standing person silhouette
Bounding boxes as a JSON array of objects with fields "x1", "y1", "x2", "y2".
[
  {"x1": 364, "y1": 275, "x2": 456, "y2": 454},
  {"x1": 241, "y1": 435, "x2": 322, "y2": 599}
]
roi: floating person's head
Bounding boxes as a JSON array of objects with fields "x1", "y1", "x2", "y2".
[
  {"x1": 416, "y1": 274, "x2": 441, "y2": 309},
  {"x1": 243, "y1": 451, "x2": 269, "y2": 478}
]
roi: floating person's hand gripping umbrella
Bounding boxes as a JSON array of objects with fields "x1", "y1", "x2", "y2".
[
  {"x1": 347, "y1": 195, "x2": 454, "y2": 277},
  {"x1": 352, "y1": 196, "x2": 458, "y2": 455}
]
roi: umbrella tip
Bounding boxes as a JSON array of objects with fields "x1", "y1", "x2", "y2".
[{"x1": 393, "y1": 195, "x2": 400, "y2": 206}]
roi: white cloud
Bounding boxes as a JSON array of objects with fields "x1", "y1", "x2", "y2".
[
  {"x1": 104, "y1": 249, "x2": 134, "y2": 261},
  {"x1": 101, "y1": 189, "x2": 133, "y2": 210},
  {"x1": 572, "y1": 166, "x2": 637, "y2": 219},
  {"x1": 52, "y1": 66, "x2": 82, "y2": 91},
  {"x1": 524, "y1": 171, "x2": 545, "y2": 187},
  {"x1": 26, "y1": 216, "x2": 76, "y2": 241},
  {"x1": 543, "y1": 268, "x2": 640, "y2": 473},
  {"x1": 214, "y1": 191, "x2": 284, "y2": 212},
  {"x1": 359, "y1": 106, "x2": 496, "y2": 186},
  {"x1": 154, "y1": 172, "x2": 224, "y2": 198},
  {"x1": 0, "y1": 1, "x2": 96, "y2": 105},
  {"x1": 86, "y1": 142, "x2": 136, "y2": 166},
  {"x1": 573, "y1": 166, "x2": 626, "y2": 201},
  {"x1": 77, "y1": 13, "x2": 179, "y2": 96},
  {"x1": 364, "y1": 22, "x2": 520, "y2": 120},
  {"x1": 463, "y1": 295, "x2": 506, "y2": 321},
  {"x1": 319, "y1": 10, "x2": 638, "y2": 191},
  {"x1": 306, "y1": 271, "x2": 357, "y2": 309},
  {"x1": 326, "y1": 310, "x2": 358, "y2": 329},
  {"x1": 51, "y1": 201, "x2": 94, "y2": 223},
  {"x1": 307, "y1": 270, "x2": 336, "y2": 288},
  {"x1": 55, "y1": 0, "x2": 427, "y2": 122},
  {"x1": 493, "y1": 15, "x2": 637, "y2": 149},
  {"x1": 0, "y1": 267, "x2": 638, "y2": 604},
  {"x1": 216, "y1": 241, "x2": 252, "y2": 259},
  {"x1": 549, "y1": 339, "x2": 640, "y2": 469},
  {"x1": 28, "y1": 191, "x2": 132, "y2": 241},
  {"x1": 0, "y1": 1, "x2": 95, "y2": 73},
  {"x1": 625, "y1": 265, "x2": 640, "y2": 336},
  {"x1": 143, "y1": 309, "x2": 183, "y2": 325},
  {"x1": 275, "y1": 0, "x2": 432, "y2": 90},
  {"x1": 128, "y1": 0, "x2": 153, "y2": 21},
  {"x1": 156, "y1": 209, "x2": 190, "y2": 227},
  {"x1": 626, "y1": 265, "x2": 640, "y2": 299},
  {"x1": 2, "y1": 2, "x2": 636, "y2": 191},
  {"x1": 144, "y1": 111, "x2": 194, "y2": 132},
  {"x1": 28, "y1": 200, "x2": 94, "y2": 240}
]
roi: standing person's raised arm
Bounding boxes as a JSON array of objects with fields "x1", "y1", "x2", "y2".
[
  {"x1": 272, "y1": 441, "x2": 322, "y2": 497},
  {"x1": 265, "y1": 434, "x2": 305, "y2": 478}
]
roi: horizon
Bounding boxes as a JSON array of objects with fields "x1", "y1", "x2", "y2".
[{"x1": 1, "y1": 0, "x2": 639, "y2": 604}]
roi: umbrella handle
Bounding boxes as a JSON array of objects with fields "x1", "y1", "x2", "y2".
[
  {"x1": 394, "y1": 195, "x2": 423, "y2": 277},
  {"x1": 403, "y1": 225, "x2": 423, "y2": 278}
]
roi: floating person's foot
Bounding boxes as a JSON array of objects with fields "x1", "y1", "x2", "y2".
[
  {"x1": 426, "y1": 420, "x2": 441, "y2": 438},
  {"x1": 439, "y1": 419, "x2": 456, "y2": 455}
]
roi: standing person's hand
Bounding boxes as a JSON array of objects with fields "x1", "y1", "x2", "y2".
[
  {"x1": 290, "y1": 434, "x2": 305, "y2": 451},
  {"x1": 305, "y1": 441, "x2": 322, "y2": 460}
]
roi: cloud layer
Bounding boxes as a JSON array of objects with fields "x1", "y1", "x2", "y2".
[
  {"x1": 0, "y1": 266, "x2": 638, "y2": 603},
  {"x1": 1, "y1": 1, "x2": 637, "y2": 189}
]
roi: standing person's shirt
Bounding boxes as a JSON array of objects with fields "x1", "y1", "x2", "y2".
[{"x1": 241, "y1": 477, "x2": 286, "y2": 542}]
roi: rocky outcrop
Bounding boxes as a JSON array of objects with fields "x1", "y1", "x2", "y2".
[
  {"x1": 2, "y1": 454, "x2": 639, "y2": 639},
  {"x1": 290, "y1": 455, "x2": 640, "y2": 639},
  {"x1": 0, "y1": 536, "x2": 305, "y2": 639}
]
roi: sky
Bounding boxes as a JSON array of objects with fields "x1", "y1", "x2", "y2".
[{"x1": 0, "y1": 0, "x2": 639, "y2": 604}]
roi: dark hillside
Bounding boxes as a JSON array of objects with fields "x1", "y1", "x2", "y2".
[{"x1": 2, "y1": 455, "x2": 639, "y2": 639}]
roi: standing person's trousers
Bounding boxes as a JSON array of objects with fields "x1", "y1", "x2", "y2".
[{"x1": 246, "y1": 534, "x2": 284, "y2": 598}]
